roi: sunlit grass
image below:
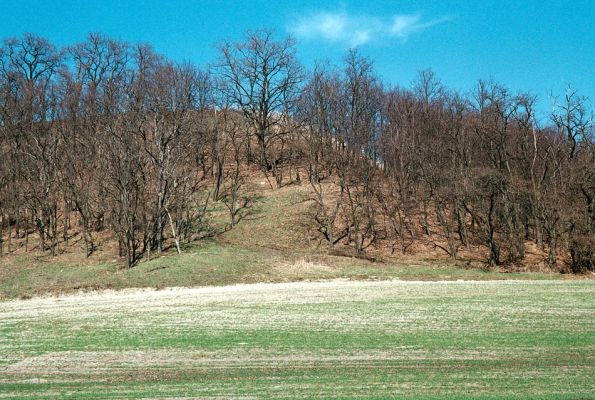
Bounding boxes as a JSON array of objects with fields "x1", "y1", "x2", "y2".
[{"x1": 1, "y1": 280, "x2": 593, "y2": 398}]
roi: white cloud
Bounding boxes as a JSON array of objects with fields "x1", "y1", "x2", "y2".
[
  {"x1": 391, "y1": 14, "x2": 421, "y2": 38},
  {"x1": 292, "y1": 12, "x2": 347, "y2": 42},
  {"x1": 351, "y1": 29, "x2": 372, "y2": 47},
  {"x1": 289, "y1": 11, "x2": 449, "y2": 47},
  {"x1": 391, "y1": 14, "x2": 451, "y2": 39},
  {"x1": 291, "y1": 12, "x2": 377, "y2": 46}
]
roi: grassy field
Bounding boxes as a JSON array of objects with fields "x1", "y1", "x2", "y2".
[
  {"x1": 0, "y1": 178, "x2": 593, "y2": 398},
  {"x1": 1, "y1": 239, "x2": 570, "y2": 300},
  {"x1": 1, "y1": 280, "x2": 593, "y2": 399}
]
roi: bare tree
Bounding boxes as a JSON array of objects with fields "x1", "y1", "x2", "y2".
[
  {"x1": 1, "y1": 30, "x2": 593, "y2": 274},
  {"x1": 0, "y1": 33, "x2": 63, "y2": 255},
  {"x1": 216, "y1": 29, "x2": 303, "y2": 185},
  {"x1": 298, "y1": 63, "x2": 347, "y2": 246}
]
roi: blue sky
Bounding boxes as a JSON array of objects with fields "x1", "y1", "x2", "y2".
[{"x1": 1, "y1": 0, "x2": 593, "y2": 119}]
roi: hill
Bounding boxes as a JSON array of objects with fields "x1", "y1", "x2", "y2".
[
  {"x1": 1, "y1": 32, "x2": 593, "y2": 298},
  {"x1": 0, "y1": 173, "x2": 581, "y2": 300}
]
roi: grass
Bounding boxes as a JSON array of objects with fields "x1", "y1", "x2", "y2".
[
  {"x1": 0, "y1": 239, "x2": 569, "y2": 300},
  {"x1": 0, "y1": 167, "x2": 592, "y2": 399},
  {"x1": 1, "y1": 280, "x2": 593, "y2": 398},
  {"x1": 0, "y1": 182, "x2": 577, "y2": 300}
]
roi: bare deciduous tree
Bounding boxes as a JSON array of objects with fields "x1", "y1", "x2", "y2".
[{"x1": 216, "y1": 29, "x2": 303, "y2": 185}]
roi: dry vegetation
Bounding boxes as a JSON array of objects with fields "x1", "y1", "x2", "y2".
[
  {"x1": 0, "y1": 30, "x2": 593, "y2": 297},
  {"x1": 4, "y1": 178, "x2": 576, "y2": 300}
]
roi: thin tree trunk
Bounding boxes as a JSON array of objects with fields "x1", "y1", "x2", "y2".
[
  {"x1": 7, "y1": 210, "x2": 12, "y2": 254},
  {"x1": 24, "y1": 207, "x2": 28, "y2": 252},
  {"x1": 0, "y1": 211, "x2": 4, "y2": 257},
  {"x1": 166, "y1": 207, "x2": 181, "y2": 255},
  {"x1": 63, "y1": 195, "x2": 69, "y2": 246}
]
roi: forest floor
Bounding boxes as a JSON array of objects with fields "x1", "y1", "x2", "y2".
[
  {"x1": 1, "y1": 279, "x2": 594, "y2": 398},
  {"x1": 0, "y1": 177, "x2": 587, "y2": 300}
]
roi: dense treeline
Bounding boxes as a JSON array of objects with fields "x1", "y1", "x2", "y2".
[{"x1": 0, "y1": 31, "x2": 593, "y2": 272}]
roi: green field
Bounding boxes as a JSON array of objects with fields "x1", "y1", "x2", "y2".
[{"x1": 1, "y1": 280, "x2": 593, "y2": 399}]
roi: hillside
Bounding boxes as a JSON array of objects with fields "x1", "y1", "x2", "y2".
[
  {"x1": 0, "y1": 173, "x2": 581, "y2": 300},
  {"x1": 1, "y1": 31, "x2": 593, "y2": 290}
]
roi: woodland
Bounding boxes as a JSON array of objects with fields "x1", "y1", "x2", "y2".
[{"x1": 0, "y1": 31, "x2": 593, "y2": 272}]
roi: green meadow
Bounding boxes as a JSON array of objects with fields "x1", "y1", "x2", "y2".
[{"x1": 1, "y1": 280, "x2": 593, "y2": 399}]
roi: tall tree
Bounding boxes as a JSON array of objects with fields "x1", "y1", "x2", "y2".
[{"x1": 216, "y1": 29, "x2": 303, "y2": 184}]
